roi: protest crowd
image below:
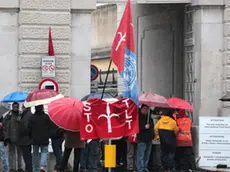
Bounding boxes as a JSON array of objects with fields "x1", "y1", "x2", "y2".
[
  {"x1": 0, "y1": 1, "x2": 196, "y2": 172},
  {"x1": 0, "y1": 100, "x2": 196, "y2": 172}
]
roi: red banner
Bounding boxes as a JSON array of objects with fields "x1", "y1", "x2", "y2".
[
  {"x1": 128, "y1": 134, "x2": 137, "y2": 143},
  {"x1": 80, "y1": 98, "x2": 139, "y2": 140}
]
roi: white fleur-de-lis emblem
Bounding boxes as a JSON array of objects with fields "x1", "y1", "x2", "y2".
[{"x1": 98, "y1": 103, "x2": 119, "y2": 133}]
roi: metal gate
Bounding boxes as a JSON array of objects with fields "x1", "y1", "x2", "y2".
[{"x1": 184, "y1": 5, "x2": 195, "y2": 120}]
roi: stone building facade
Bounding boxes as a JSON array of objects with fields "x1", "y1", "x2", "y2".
[
  {"x1": 0, "y1": 0, "x2": 96, "y2": 100},
  {"x1": 0, "y1": 0, "x2": 229, "y2": 166}
]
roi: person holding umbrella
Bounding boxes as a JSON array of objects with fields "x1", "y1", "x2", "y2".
[
  {"x1": 175, "y1": 109, "x2": 196, "y2": 171},
  {"x1": 136, "y1": 104, "x2": 154, "y2": 172},
  {"x1": 47, "y1": 97, "x2": 85, "y2": 172},
  {"x1": 23, "y1": 89, "x2": 64, "y2": 172}
]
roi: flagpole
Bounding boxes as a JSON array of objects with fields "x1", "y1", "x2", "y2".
[
  {"x1": 101, "y1": 59, "x2": 114, "y2": 172},
  {"x1": 101, "y1": 59, "x2": 112, "y2": 99}
]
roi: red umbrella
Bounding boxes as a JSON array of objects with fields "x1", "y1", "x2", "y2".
[
  {"x1": 167, "y1": 97, "x2": 194, "y2": 110},
  {"x1": 24, "y1": 89, "x2": 63, "y2": 108},
  {"x1": 139, "y1": 93, "x2": 170, "y2": 108},
  {"x1": 48, "y1": 97, "x2": 83, "y2": 131}
]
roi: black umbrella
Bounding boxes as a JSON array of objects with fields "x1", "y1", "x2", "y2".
[{"x1": 81, "y1": 92, "x2": 115, "y2": 101}]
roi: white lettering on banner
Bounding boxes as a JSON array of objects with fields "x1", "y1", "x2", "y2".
[
  {"x1": 83, "y1": 102, "x2": 91, "y2": 111},
  {"x1": 85, "y1": 124, "x2": 93, "y2": 133},
  {"x1": 199, "y1": 117, "x2": 230, "y2": 167},
  {"x1": 123, "y1": 99, "x2": 133, "y2": 130},
  {"x1": 122, "y1": 99, "x2": 129, "y2": 108},
  {"x1": 83, "y1": 102, "x2": 94, "y2": 133},
  {"x1": 84, "y1": 113, "x2": 91, "y2": 123}
]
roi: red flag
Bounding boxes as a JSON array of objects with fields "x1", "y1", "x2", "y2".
[
  {"x1": 48, "y1": 27, "x2": 55, "y2": 56},
  {"x1": 80, "y1": 98, "x2": 139, "y2": 140},
  {"x1": 111, "y1": 0, "x2": 134, "y2": 74}
]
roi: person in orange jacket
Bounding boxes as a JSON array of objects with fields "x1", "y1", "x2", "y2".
[
  {"x1": 154, "y1": 109, "x2": 179, "y2": 172},
  {"x1": 175, "y1": 109, "x2": 196, "y2": 171}
]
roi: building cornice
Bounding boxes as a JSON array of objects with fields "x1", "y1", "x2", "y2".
[
  {"x1": 192, "y1": 0, "x2": 224, "y2": 6},
  {"x1": 71, "y1": 9, "x2": 95, "y2": 14},
  {"x1": 0, "y1": 7, "x2": 19, "y2": 12}
]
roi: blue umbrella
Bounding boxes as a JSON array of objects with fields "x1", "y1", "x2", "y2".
[{"x1": 2, "y1": 91, "x2": 29, "y2": 103}]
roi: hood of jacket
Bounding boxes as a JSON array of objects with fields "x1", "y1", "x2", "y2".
[{"x1": 161, "y1": 115, "x2": 174, "y2": 124}]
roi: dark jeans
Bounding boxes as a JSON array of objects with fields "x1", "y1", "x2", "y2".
[
  {"x1": 88, "y1": 140, "x2": 101, "y2": 172},
  {"x1": 60, "y1": 147, "x2": 81, "y2": 172},
  {"x1": 80, "y1": 144, "x2": 89, "y2": 169},
  {"x1": 137, "y1": 142, "x2": 152, "y2": 172},
  {"x1": 51, "y1": 138, "x2": 63, "y2": 169},
  {"x1": 20, "y1": 145, "x2": 32, "y2": 172}
]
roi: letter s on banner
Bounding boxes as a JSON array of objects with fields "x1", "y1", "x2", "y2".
[{"x1": 80, "y1": 101, "x2": 97, "y2": 140}]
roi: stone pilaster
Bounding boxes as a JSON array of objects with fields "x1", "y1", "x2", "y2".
[
  {"x1": 192, "y1": 5, "x2": 223, "y2": 118},
  {"x1": 18, "y1": 0, "x2": 71, "y2": 96},
  {"x1": 71, "y1": 10, "x2": 92, "y2": 99},
  {"x1": 222, "y1": 1, "x2": 230, "y2": 114}
]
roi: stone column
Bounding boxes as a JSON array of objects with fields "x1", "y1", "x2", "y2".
[
  {"x1": 190, "y1": 0, "x2": 224, "y2": 158},
  {"x1": 18, "y1": 0, "x2": 71, "y2": 96},
  {"x1": 71, "y1": 1, "x2": 96, "y2": 99},
  {"x1": 222, "y1": 0, "x2": 230, "y2": 115},
  {"x1": 71, "y1": 10, "x2": 92, "y2": 99},
  {"x1": 192, "y1": 1, "x2": 224, "y2": 119},
  {"x1": 0, "y1": 2, "x2": 18, "y2": 98}
]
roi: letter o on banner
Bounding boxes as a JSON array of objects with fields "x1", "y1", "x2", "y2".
[
  {"x1": 85, "y1": 124, "x2": 93, "y2": 133},
  {"x1": 104, "y1": 145, "x2": 116, "y2": 168}
]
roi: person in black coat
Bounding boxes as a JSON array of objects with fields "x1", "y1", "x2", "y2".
[
  {"x1": 28, "y1": 105, "x2": 51, "y2": 172},
  {"x1": 137, "y1": 104, "x2": 154, "y2": 172},
  {"x1": 18, "y1": 105, "x2": 33, "y2": 172}
]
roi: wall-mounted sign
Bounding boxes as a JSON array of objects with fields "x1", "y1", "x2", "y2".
[
  {"x1": 91, "y1": 64, "x2": 99, "y2": 81},
  {"x1": 41, "y1": 56, "x2": 55, "y2": 78},
  {"x1": 38, "y1": 78, "x2": 59, "y2": 93},
  {"x1": 199, "y1": 117, "x2": 230, "y2": 168}
]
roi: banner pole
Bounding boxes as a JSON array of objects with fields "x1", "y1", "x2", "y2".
[
  {"x1": 108, "y1": 139, "x2": 112, "y2": 172},
  {"x1": 101, "y1": 59, "x2": 112, "y2": 99},
  {"x1": 104, "y1": 138, "x2": 116, "y2": 171}
]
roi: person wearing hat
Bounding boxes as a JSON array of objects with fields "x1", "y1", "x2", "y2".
[{"x1": 136, "y1": 104, "x2": 154, "y2": 172}]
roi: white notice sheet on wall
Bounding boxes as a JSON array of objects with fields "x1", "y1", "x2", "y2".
[{"x1": 199, "y1": 117, "x2": 230, "y2": 168}]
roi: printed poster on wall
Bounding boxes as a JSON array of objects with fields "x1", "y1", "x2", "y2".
[
  {"x1": 199, "y1": 117, "x2": 230, "y2": 167},
  {"x1": 41, "y1": 56, "x2": 56, "y2": 78}
]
